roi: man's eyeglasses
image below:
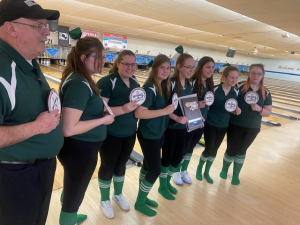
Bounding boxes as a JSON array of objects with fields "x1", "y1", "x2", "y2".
[
  {"x1": 183, "y1": 66, "x2": 195, "y2": 70},
  {"x1": 11, "y1": 22, "x2": 49, "y2": 33},
  {"x1": 120, "y1": 62, "x2": 137, "y2": 68}
]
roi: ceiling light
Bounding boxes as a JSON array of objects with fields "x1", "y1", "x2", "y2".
[
  {"x1": 253, "y1": 47, "x2": 258, "y2": 55},
  {"x1": 281, "y1": 33, "x2": 290, "y2": 38}
]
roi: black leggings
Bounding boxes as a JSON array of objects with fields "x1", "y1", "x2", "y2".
[
  {"x1": 203, "y1": 123, "x2": 227, "y2": 157},
  {"x1": 99, "y1": 134, "x2": 136, "y2": 180},
  {"x1": 57, "y1": 137, "x2": 103, "y2": 213},
  {"x1": 185, "y1": 127, "x2": 204, "y2": 155},
  {"x1": 137, "y1": 132, "x2": 165, "y2": 184},
  {"x1": 161, "y1": 128, "x2": 187, "y2": 168},
  {"x1": 226, "y1": 123, "x2": 260, "y2": 156}
]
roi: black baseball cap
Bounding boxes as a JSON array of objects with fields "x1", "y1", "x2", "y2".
[{"x1": 0, "y1": 0, "x2": 60, "y2": 26}]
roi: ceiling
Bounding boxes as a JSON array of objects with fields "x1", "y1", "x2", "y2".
[{"x1": 34, "y1": 0, "x2": 300, "y2": 60}]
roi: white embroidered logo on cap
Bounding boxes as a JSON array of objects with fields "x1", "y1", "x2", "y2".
[{"x1": 24, "y1": 0, "x2": 37, "y2": 7}]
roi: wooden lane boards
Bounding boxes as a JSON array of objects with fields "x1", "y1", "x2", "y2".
[{"x1": 272, "y1": 100, "x2": 300, "y2": 108}]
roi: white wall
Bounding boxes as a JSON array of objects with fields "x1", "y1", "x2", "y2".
[
  {"x1": 126, "y1": 37, "x2": 259, "y2": 65},
  {"x1": 96, "y1": 33, "x2": 258, "y2": 65},
  {"x1": 97, "y1": 31, "x2": 300, "y2": 82},
  {"x1": 259, "y1": 58, "x2": 300, "y2": 82}
]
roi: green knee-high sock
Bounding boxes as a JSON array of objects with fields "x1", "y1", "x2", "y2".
[
  {"x1": 113, "y1": 175, "x2": 124, "y2": 195},
  {"x1": 177, "y1": 159, "x2": 184, "y2": 172},
  {"x1": 98, "y1": 178, "x2": 111, "y2": 201},
  {"x1": 204, "y1": 156, "x2": 215, "y2": 184},
  {"x1": 134, "y1": 179, "x2": 157, "y2": 217},
  {"x1": 167, "y1": 165, "x2": 177, "y2": 194},
  {"x1": 59, "y1": 211, "x2": 87, "y2": 225},
  {"x1": 158, "y1": 166, "x2": 175, "y2": 200},
  {"x1": 220, "y1": 153, "x2": 235, "y2": 179},
  {"x1": 181, "y1": 153, "x2": 192, "y2": 172},
  {"x1": 60, "y1": 192, "x2": 87, "y2": 224},
  {"x1": 231, "y1": 154, "x2": 245, "y2": 185},
  {"x1": 196, "y1": 153, "x2": 208, "y2": 180},
  {"x1": 139, "y1": 167, "x2": 158, "y2": 207}
]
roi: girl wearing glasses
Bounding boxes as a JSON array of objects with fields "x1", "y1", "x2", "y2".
[
  {"x1": 220, "y1": 64, "x2": 272, "y2": 185},
  {"x1": 196, "y1": 66, "x2": 241, "y2": 184},
  {"x1": 158, "y1": 53, "x2": 193, "y2": 200},
  {"x1": 96, "y1": 50, "x2": 140, "y2": 219},
  {"x1": 134, "y1": 54, "x2": 175, "y2": 217},
  {"x1": 58, "y1": 37, "x2": 114, "y2": 225},
  {"x1": 174, "y1": 56, "x2": 215, "y2": 185}
]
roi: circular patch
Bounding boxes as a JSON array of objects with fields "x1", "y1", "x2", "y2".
[
  {"x1": 172, "y1": 93, "x2": 179, "y2": 109},
  {"x1": 244, "y1": 91, "x2": 259, "y2": 104},
  {"x1": 129, "y1": 87, "x2": 146, "y2": 105},
  {"x1": 47, "y1": 89, "x2": 61, "y2": 113},
  {"x1": 204, "y1": 91, "x2": 214, "y2": 106},
  {"x1": 224, "y1": 98, "x2": 238, "y2": 112}
]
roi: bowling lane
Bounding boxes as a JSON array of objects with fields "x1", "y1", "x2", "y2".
[{"x1": 47, "y1": 80, "x2": 59, "y2": 92}]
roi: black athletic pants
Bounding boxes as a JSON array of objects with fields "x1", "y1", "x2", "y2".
[
  {"x1": 161, "y1": 128, "x2": 187, "y2": 168},
  {"x1": 0, "y1": 158, "x2": 56, "y2": 225},
  {"x1": 226, "y1": 123, "x2": 260, "y2": 156},
  {"x1": 137, "y1": 132, "x2": 165, "y2": 184},
  {"x1": 185, "y1": 127, "x2": 204, "y2": 155},
  {"x1": 99, "y1": 134, "x2": 136, "y2": 180},
  {"x1": 57, "y1": 137, "x2": 103, "y2": 213},
  {"x1": 203, "y1": 123, "x2": 227, "y2": 157}
]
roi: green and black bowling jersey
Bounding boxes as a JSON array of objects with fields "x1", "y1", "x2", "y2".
[
  {"x1": 206, "y1": 84, "x2": 239, "y2": 128},
  {"x1": 138, "y1": 81, "x2": 169, "y2": 139},
  {"x1": 168, "y1": 78, "x2": 192, "y2": 129},
  {"x1": 0, "y1": 39, "x2": 63, "y2": 161},
  {"x1": 191, "y1": 79, "x2": 209, "y2": 120},
  {"x1": 60, "y1": 72, "x2": 106, "y2": 142},
  {"x1": 230, "y1": 83, "x2": 272, "y2": 128},
  {"x1": 96, "y1": 72, "x2": 140, "y2": 137}
]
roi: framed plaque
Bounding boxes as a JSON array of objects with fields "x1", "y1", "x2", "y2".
[{"x1": 178, "y1": 94, "x2": 203, "y2": 132}]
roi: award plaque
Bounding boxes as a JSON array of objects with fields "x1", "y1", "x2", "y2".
[
  {"x1": 172, "y1": 93, "x2": 179, "y2": 109},
  {"x1": 47, "y1": 89, "x2": 61, "y2": 113},
  {"x1": 225, "y1": 98, "x2": 238, "y2": 112},
  {"x1": 204, "y1": 91, "x2": 214, "y2": 106},
  {"x1": 244, "y1": 91, "x2": 259, "y2": 104},
  {"x1": 129, "y1": 87, "x2": 146, "y2": 105},
  {"x1": 178, "y1": 94, "x2": 203, "y2": 132}
]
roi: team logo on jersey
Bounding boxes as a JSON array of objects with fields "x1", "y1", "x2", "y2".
[
  {"x1": 224, "y1": 98, "x2": 238, "y2": 112},
  {"x1": 204, "y1": 91, "x2": 214, "y2": 106},
  {"x1": 47, "y1": 89, "x2": 61, "y2": 113},
  {"x1": 172, "y1": 93, "x2": 178, "y2": 109},
  {"x1": 129, "y1": 87, "x2": 146, "y2": 105},
  {"x1": 244, "y1": 91, "x2": 259, "y2": 104},
  {"x1": 185, "y1": 101, "x2": 198, "y2": 111}
]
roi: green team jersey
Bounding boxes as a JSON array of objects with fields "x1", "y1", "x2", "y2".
[
  {"x1": 191, "y1": 79, "x2": 209, "y2": 120},
  {"x1": 137, "y1": 81, "x2": 169, "y2": 139},
  {"x1": 60, "y1": 72, "x2": 106, "y2": 142},
  {"x1": 0, "y1": 39, "x2": 63, "y2": 161},
  {"x1": 230, "y1": 83, "x2": 272, "y2": 128},
  {"x1": 168, "y1": 78, "x2": 192, "y2": 129},
  {"x1": 206, "y1": 84, "x2": 239, "y2": 128},
  {"x1": 97, "y1": 72, "x2": 140, "y2": 137}
]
